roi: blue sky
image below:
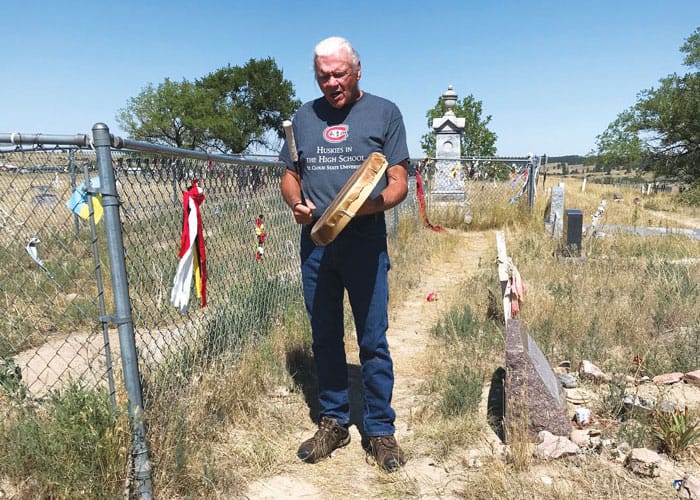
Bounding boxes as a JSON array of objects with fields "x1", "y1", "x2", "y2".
[{"x1": 3, "y1": 1, "x2": 698, "y2": 157}]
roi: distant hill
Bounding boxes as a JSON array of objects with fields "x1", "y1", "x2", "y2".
[{"x1": 547, "y1": 155, "x2": 588, "y2": 164}]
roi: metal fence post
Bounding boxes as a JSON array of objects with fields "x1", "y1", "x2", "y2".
[
  {"x1": 92, "y1": 123, "x2": 153, "y2": 499},
  {"x1": 82, "y1": 161, "x2": 117, "y2": 409},
  {"x1": 528, "y1": 155, "x2": 537, "y2": 211}
]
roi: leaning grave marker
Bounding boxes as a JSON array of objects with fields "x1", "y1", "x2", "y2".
[{"x1": 505, "y1": 319, "x2": 571, "y2": 440}]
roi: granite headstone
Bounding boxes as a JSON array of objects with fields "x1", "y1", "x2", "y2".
[
  {"x1": 544, "y1": 185, "x2": 565, "y2": 238},
  {"x1": 505, "y1": 319, "x2": 571, "y2": 440}
]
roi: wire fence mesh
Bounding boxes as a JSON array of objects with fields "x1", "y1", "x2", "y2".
[
  {"x1": 419, "y1": 156, "x2": 540, "y2": 226},
  {"x1": 0, "y1": 147, "x2": 115, "y2": 400},
  {"x1": 0, "y1": 145, "x2": 421, "y2": 398},
  {"x1": 1, "y1": 138, "x2": 532, "y2": 495}
]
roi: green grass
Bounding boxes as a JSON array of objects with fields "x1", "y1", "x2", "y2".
[
  {"x1": 440, "y1": 364, "x2": 483, "y2": 417},
  {"x1": 0, "y1": 382, "x2": 129, "y2": 498}
]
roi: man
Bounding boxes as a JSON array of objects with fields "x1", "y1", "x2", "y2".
[{"x1": 280, "y1": 36, "x2": 409, "y2": 472}]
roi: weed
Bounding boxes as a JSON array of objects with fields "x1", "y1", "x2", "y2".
[
  {"x1": 439, "y1": 364, "x2": 483, "y2": 417},
  {"x1": 504, "y1": 381, "x2": 532, "y2": 471},
  {"x1": 530, "y1": 318, "x2": 555, "y2": 359},
  {"x1": 577, "y1": 315, "x2": 604, "y2": 362},
  {"x1": 652, "y1": 408, "x2": 700, "y2": 459},
  {"x1": 670, "y1": 325, "x2": 700, "y2": 373},
  {"x1": 0, "y1": 356, "x2": 26, "y2": 400},
  {"x1": 677, "y1": 183, "x2": 700, "y2": 206},
  {"x1": 597, "y1": 374, "x2": 628, "y2": 419},
  {"x1": 618, "y1": 419, "x2": 651, "y2": 448},
  {"x1": 545, "y1": 281, "x2": 575, "y2": 301},
  {"x1": 432, "y1": 304, "x2": 479, "y2": 340}
]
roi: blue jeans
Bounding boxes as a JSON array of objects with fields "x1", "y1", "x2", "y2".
[{"x1": 300, "y1": 214, "x2": 396, "y2": 437}]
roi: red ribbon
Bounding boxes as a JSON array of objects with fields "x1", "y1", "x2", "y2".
[
  {"x1": 178, "y1": 179, "x2": 207, "y2": 307},
  {"x1": 416, "y1": 168, "x2": 445, "y2": 232}
]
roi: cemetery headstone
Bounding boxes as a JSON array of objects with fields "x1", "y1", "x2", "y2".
[
  {"x1": 565, "y1": 209, "x2": 583, "y2": 255},
  {"x1": 505, "y1": 319, "x2": 571, "y2": 440},
  {"x1": 431, "y1": 86, "x2": 465, "y2": 203},
  {"x1": 544, "y1": 185, "x2": 565, "y2": 238}
]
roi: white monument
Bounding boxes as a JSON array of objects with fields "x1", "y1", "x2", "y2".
[{"x1": 432, "y1": 85, "x2": 466, "y2": 202}]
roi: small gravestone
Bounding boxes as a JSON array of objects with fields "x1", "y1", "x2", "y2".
[
  {"x1": 505, "y1": 320, "x2": 571, "y2": 441},
  {"x1": 565, "y1": 209, "x2": 583, "y2": 255},
  {"x1": 544, "y1": 185, "x2": 565, "y2": 238}
]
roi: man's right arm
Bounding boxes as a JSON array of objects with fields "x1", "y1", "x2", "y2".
[{"x1": 280, "y1": 169, "x2": 316, "y2": 224}]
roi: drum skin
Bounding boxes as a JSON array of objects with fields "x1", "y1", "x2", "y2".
[{"x1": 310, "y1": 152, "x2": 388, "y2": 246}]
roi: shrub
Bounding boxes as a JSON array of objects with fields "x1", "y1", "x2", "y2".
[{"x1": 677, "y1": 183, "x2": 700, "y2": 206}]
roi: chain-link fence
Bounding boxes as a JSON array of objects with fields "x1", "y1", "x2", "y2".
[
  {"x1": 0, "y1": 146, "x2": 116, "y2": 401},
  {"x1": 1, "y1": 126, "x2": 538, "y2": 497},
  {"x1": 0, "y1": 127, "x2": 420, "y2": 497},
  {"x1": 417, "y1": 156, "x2": 541, "y2": 225},
  {"x1": 0, "y1": 145, "x2": 418, "y2": 393}
]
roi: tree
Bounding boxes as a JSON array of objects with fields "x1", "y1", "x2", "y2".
[
  {"x1": 681, "y1": 27, "x2": 700, "y2": 69},
  {"x1": 198, "y1": 58, "x2": 301, "y2": 153},
  {"x1": 116, "y1": 79, "x2": 209, "y2": 149},
  {"x1": 117, "y1": 58, "x2": 300, "y2": 153},
  {"x1": 595, "y1": 110, "x2": 644, "y2": 169},
  {"x1": 596, "y1": 27, "x2": 700, "y2": 182},
  {"x1": 420, "y1": 94, "x2": 497, "y2": 157}
]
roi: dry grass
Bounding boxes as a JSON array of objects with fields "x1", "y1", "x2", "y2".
[
  {"x1": 554, "y1": 178, "x2": 699, "y2": 228},
  {"x1": 3, "y1": 168, "x2": 700, "y2": 497},
  {"x1": 507, "y1": 230, "x2": 700, "y2": 374},
  {"x1": 142, "y1": 212, "x2": 470, "y2": 498},
  {"x1": 144, "y1": 303, "x2": 313, "y2": 497},
  {"x1": 455, "y1": 455, "x2": 673, "y2": 499},
  {"x1": 398, "y1": 184, "x2": 700, "y2": 499},
  {"x1": 388, "y1": 217, "x2": 460, "y2": 305}
]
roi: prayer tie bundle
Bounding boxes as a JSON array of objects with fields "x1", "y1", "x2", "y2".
[{"x1": 171, "y1": 180, "x2": 207, "y2": 314}]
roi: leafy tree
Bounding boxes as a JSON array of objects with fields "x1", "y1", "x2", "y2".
[
  {"x1": 117, "y1": 58, "x2": 300, "y2": 153},
  {"x1": 583, "y1": 155, "x2": 597, "y2": 167},
  {"x1": 116, "y1": 79, "x2": 209, "y2": 149},
  {"x1": 595, "y1": 110, "x2": 644, "y2": 168},
  {"x1": 420, "y1": 94, "x2": 497, "y2": 157},
  {"x1": 596, "y1": 27, "x2": 700, "y2": 182},
  {"x1": 198, "y1": 58, "x2": 301, "y2": 153},
  {"x1": 681, "y1": 27, "x2": 700, "y2": 68}
]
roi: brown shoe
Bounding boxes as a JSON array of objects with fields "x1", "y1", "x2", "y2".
[
  {"x1": 369, "y1": 435, "x2": 405, "y2": 472},
  {"x1": 297, "y1": 416, "x2": 350, "y2": 463}
]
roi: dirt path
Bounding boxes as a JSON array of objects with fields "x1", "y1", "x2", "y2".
[{"x1": 245, "y1": 230, "x2": 496, "y2": 499}]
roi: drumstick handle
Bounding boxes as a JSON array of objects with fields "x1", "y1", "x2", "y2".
[
  {"x1": 283, "y1": 119, "x2": 307, "y2": 209},
  {"x1": 282, "y1": 120, "x2": 299, "y2": 163}
]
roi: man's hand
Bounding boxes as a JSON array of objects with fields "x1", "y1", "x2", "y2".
[
  {"x1": 355, "y1": 162, "x2": 408, "y2": 216},
  {"x1": 281, "y1": 170, "x2": 316, "y2": 224},
  {"x1": 293, "y1": 200, "x2": 316, "y2": 225}
]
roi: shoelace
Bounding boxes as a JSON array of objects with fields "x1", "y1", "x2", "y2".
[
  {"x1": 317, "y1": 418, "x2": 336, "y2": 435},
  {"x1": 374, "y1": 436, "x2": 397, "y2": 451}
]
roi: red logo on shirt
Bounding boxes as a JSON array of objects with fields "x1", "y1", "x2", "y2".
[{"x1": 324, "y1": 125, "x2": 349, "y2": 143}]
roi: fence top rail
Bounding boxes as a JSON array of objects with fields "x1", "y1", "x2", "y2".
[
  {"x1": 114, "y1": 137, "x2": 284, "y2": 167},
  {"x1": 0, "y1": 132, "x2": 92, "y2": 148},
  {"x1": 1, "y1": 126, "x2": 286, "y2": 167},
  {"x1": 427, "y1": 155, "x2": 536, "y2": 163}
]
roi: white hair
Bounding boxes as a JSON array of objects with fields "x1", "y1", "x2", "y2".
[{"x1": 314, "y1": 36, "x2": 360, "y2": 70}]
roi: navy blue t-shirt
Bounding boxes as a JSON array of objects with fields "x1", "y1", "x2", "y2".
[{"x1": 280, "y1": 92, "x2": 409, "y2": 217}]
